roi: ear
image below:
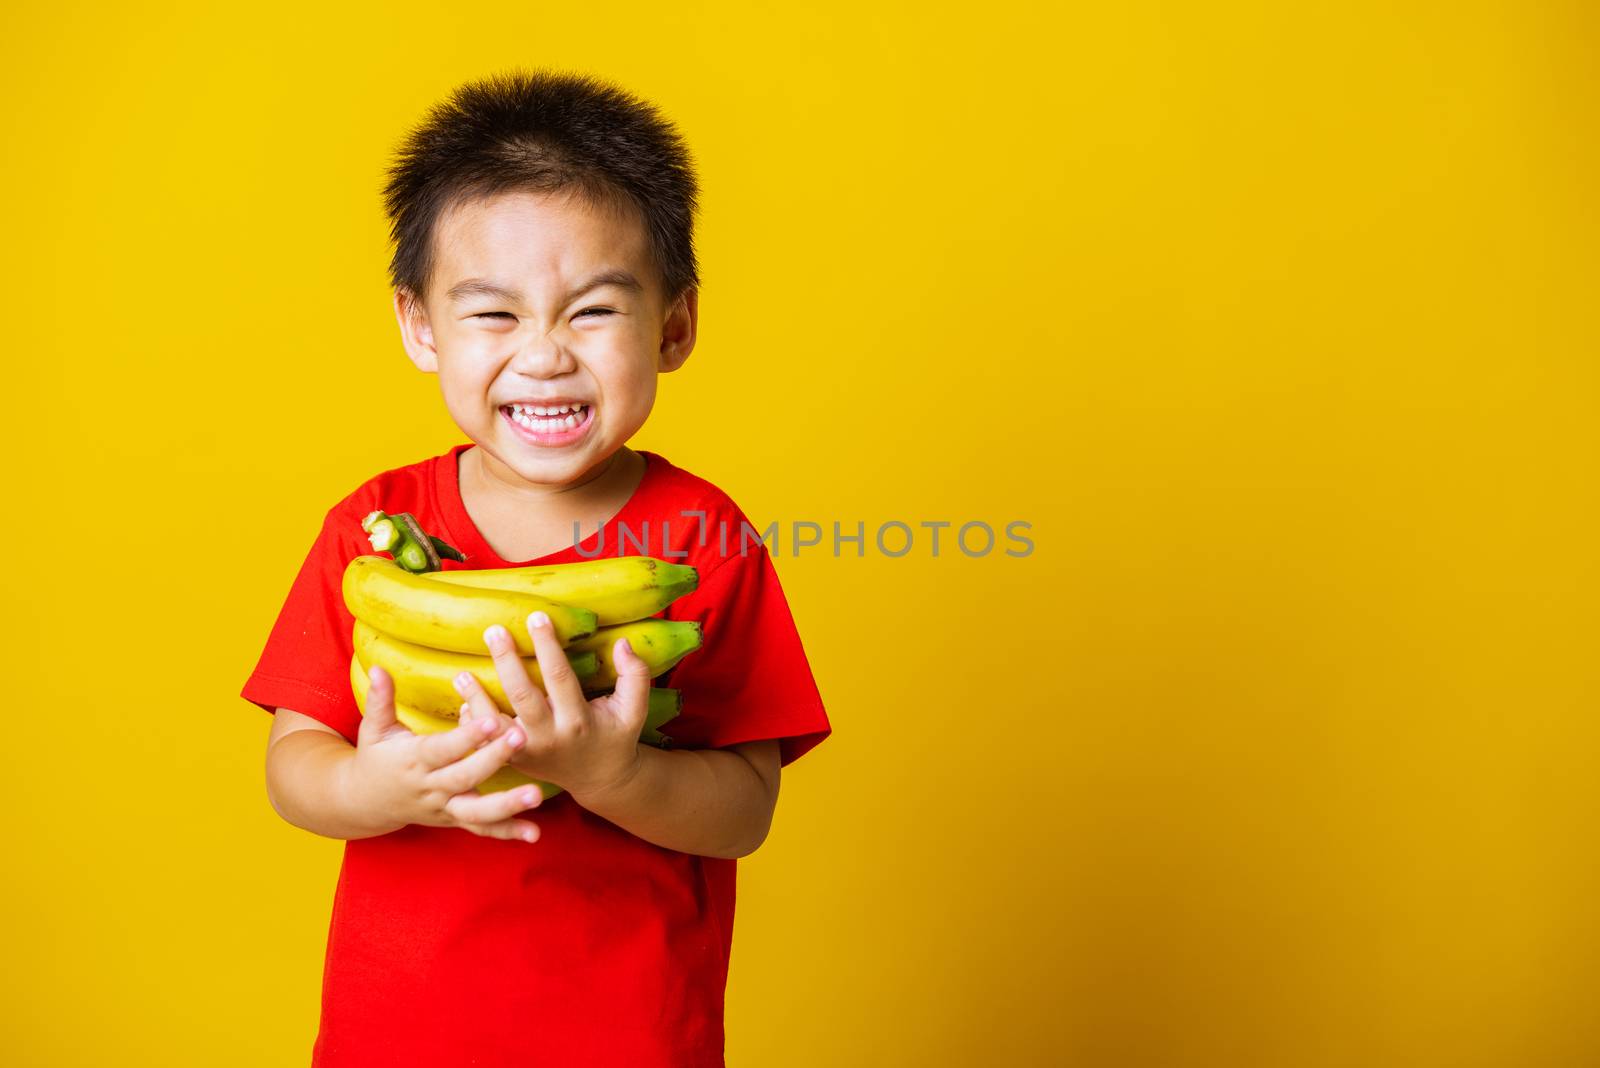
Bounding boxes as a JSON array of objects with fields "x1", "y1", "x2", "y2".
[
  {"x1": 657, "y1": 287, "x2": 698, "y2": 374},
  {"x1": 393, "y1": 288, "x2": 440, "y2": 373}
]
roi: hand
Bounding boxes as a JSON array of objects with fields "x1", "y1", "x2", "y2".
[
  {"x1": 346, "y1": 664, "x2": 544, "y2": 843},
  {"x1": 456, "y1": 611, "x2": 653, "y2": 802}
]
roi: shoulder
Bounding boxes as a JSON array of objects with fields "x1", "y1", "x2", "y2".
[
  {"x1": 636, "y1": 452, "x2": 755, "y2": 526},
  {"x1": 631, "y1": 452, "x2": 765, "y2": 575},
  {"x1": 320, "y1": 445, "x2": 456, "y2": 536}
]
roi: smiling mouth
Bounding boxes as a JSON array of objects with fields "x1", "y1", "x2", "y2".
[
  {"x1": 500, "y1": 401, "x2": 596, "y2": 446},
  {"x1": 502, "y1": 402, "x2": 590, "y2": 433}
]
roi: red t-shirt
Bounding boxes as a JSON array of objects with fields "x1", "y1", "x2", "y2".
[{"x1": 241, "y1": 443, "x2": 832, "y2": 1067}]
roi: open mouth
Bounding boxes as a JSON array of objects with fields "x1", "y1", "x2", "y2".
[{"x1": 500, "y1": 401, "x2": 595, "y2": 446}]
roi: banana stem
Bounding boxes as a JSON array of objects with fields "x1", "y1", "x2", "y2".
[
  {"x1": 360, "y1": 510, "x2": 466, "y2": 574},
  {"x1": 430, "y1": 535, "x2": 467, "y2": 563},
  {"x1": 366, "y1": 517, "x2": 400, "y2": 552}
]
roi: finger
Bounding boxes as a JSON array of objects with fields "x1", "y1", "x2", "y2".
[
  {"x1": 456, "y1": 814, "x2": 543, "y2": 844},
  {"x1": 471, "y1": 703, "x2": 521, "y2": 744},
  {"x1": 444, "y1": 783, "x2": 545, "y2": 827},
  {"x1": 459, "y1": 700, "x2": 510, "y2": 746},
  {"x1": 416, "y1": 710, "x2": 498, "y2": 769},
  {"x1": 358, "y1": 664, "x2": 399, "y2": 742},
  {"x1": 483, "y1": 624, "x2": 554, "y2": 732},
  {"x1": 431, "y1": 722, "x2": 528, "y2": 795},
  {"x1": 453, "y1": 671, "x2": 515, "y2": 739},
  {"x1": 527, "y1": 611, "x2": 587, "y2": 730},
  {"x1": 610, "y1": 637, "x2": 653, "y2": 731}
]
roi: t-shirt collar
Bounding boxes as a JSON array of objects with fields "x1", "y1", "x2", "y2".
[{"x1": 432, "y1": 442, "x2": 658, "y2": 568}]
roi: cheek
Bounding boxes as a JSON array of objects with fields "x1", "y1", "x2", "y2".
[
  {"x1": 609, "y1": 365, "x2": 659, "y2": 420},
  {"x1": 438, "y1": 358, "x2": 497, "y2": 417},
  {"x1": 589, "y1": 346, "x2": 658, "y2": 407}
]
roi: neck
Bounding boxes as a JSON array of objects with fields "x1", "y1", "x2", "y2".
[{"x1": 465, "y1": 445, "x2": 642, "y2": 510}]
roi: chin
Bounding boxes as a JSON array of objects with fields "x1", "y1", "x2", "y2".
[{"x1": 501, "y1": 437, "x2": 618, "y2": 486}]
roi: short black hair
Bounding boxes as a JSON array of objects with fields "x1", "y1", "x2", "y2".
[{"x1": 381, "y1": 68, "x2": 702, "y2": 308}]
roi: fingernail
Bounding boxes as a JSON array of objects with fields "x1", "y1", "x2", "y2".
[
  {"x1": 529, "y1": 611, "x2": 551, "y2": 630},
  {"x1": 453, "y1": 671, "x2": 472, "y2": 694},
  {"x1": 505, "y1": 728, "x2": 524, "y2": 747},
  {"x1": 477, "y1": 718, "x2": 495, "y2": 734},
  {"x1": 483, "y1": 626, "x2": 508, "y2": 650},
  {"x1": 521, "y1": 788, "x2": 540, "y2": 806},
  {"x1": 617, "y1": 637, "x2": 632, "y2": 657},
  {"x1": 522, "y1": 829, "x2": 538, "y2": 843}
]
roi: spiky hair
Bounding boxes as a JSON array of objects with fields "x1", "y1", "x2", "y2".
[{"x1": 381, "y1": 68, "x2": 702, "y2": 307}]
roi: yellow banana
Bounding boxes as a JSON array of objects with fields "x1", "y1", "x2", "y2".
[
  {"x1": 348, "y1": 658, "x2": 685, "y2": 797},
  {"x1": 352, "y1": 619, "x2": 598, "y2": 720},
  {"x1": 349, "y1": 653, "x2": 559, "y2": 798},
  {"x1": 342, "y1": 555, "x2": 597, "y2": 654},
  {"x1": 569, "y1": 619, "x2": 704, "y2": 691},
  {"x1": 423, "y1": 556, "x2": 698, "y2": 626}
]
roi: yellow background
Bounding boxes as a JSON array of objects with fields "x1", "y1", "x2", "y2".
[{"x1": 3, "y1": 2, "x2": 1595, "y2": 1065}]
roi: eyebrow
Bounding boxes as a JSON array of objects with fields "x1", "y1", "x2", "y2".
[{"x1": 445, "y1": 268, "x2": 643, "y2": 306}]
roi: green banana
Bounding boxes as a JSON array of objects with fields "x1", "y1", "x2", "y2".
[
  {"x1": 423, "y1": 556, "x2": 698, "y2": 625},
  {"x1": 342, "y1": 555, "x2": 597, "y2": 653},
  {"x1": 636, "y1": 687, "x2": 682, "y2": 746}
]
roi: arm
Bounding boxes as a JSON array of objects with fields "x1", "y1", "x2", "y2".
[
  {"x1": 264, "y1": 708, "x2": 408, "y2": 841},
  {"x1": 570, "y1": 738, "x2": 782, "y2": 860}
]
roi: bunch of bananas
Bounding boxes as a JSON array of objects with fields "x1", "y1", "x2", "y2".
[{"x1": 341, "y1": 544, "x2": 704, "y2": 800}]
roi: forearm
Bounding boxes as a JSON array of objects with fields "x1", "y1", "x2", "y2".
[
  {"x1": 265, "y1": 731, "x2": 406, "y2": 841},
  {"x1": 569, "y1": 744, "x2": 773, "y2": 859}
]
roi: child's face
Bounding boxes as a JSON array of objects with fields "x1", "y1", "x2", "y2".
[{"x1": 395, "y1": 188, "x2": 695, "y2": 488}]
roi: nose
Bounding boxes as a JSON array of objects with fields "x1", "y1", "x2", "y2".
[{"x1": 510, "y1": 328, "x2": 579, "y2": 378}]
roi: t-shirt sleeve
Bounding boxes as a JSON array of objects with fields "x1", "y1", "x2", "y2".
[
  {"x1": 659, "y1": 543, "x2": 832, "y2": 768},
  {"x1": 239, "y1": 506, "x2": 362, "y2": 744}
]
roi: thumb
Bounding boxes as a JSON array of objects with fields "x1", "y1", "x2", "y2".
[
  {"x1": 358, "y1": 664, "x2": 400, "y2": 742},
  {"x1": 611, "y1": 637, "x2": 652, "y2": 728}
]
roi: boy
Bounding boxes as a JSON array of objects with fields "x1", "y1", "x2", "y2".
[{"x1": 240, "y1": 69, "x2": 832, "y2": 1067}]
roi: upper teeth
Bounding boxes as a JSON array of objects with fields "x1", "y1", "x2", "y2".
[{"x1": 511, "y1": 403, "x2": 583, "y2": 416}]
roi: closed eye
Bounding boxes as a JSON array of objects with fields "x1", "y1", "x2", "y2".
[{"x1": 472, "y1": 309, "x2": 614, "y2": 320}]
